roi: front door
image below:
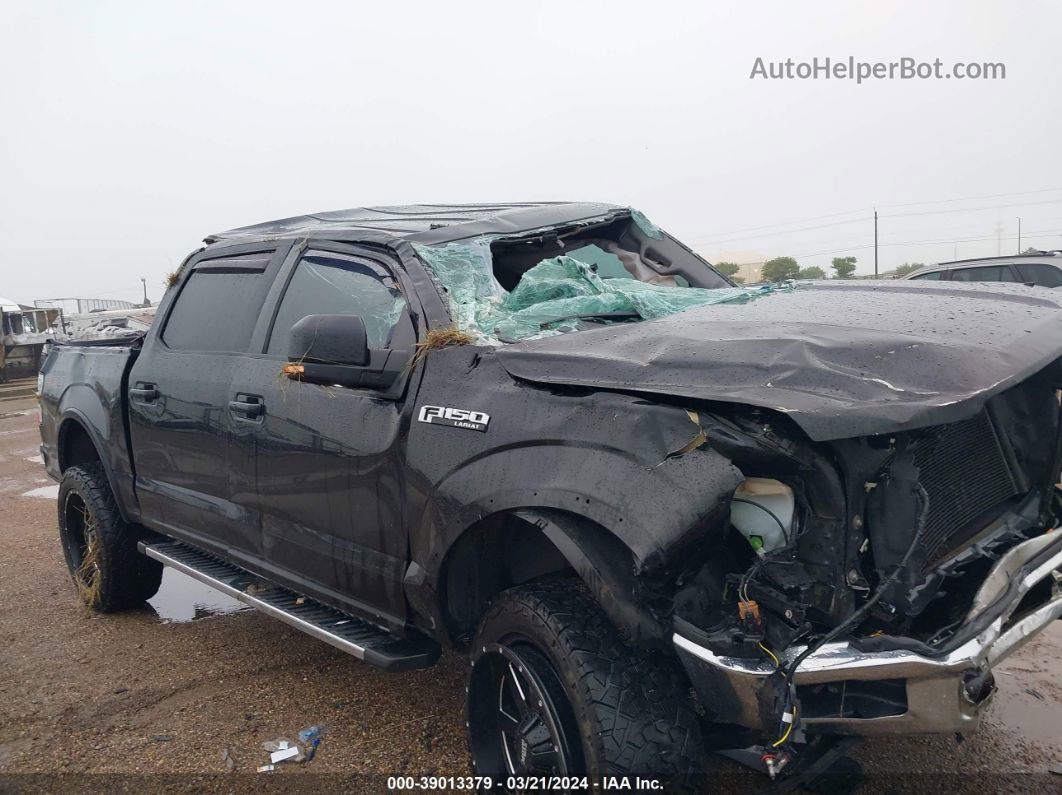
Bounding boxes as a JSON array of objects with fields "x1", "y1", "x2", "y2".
[{"x1": 228, "y1": 245, "x2": 416, "y2": 626}]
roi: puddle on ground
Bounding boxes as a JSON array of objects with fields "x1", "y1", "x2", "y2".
[
  {"x1": 986, "y1": 682, "x2": 1062, "y2": 743},
  {"x1": 986, "y1": 622, "x2": 1062, "y2": 744},
  {"x1": 147, "y1": 567, "x2": 249, "y2": 623},
  {"x1": 21, "y1": 484, "x2": 59, "y2": 499}
]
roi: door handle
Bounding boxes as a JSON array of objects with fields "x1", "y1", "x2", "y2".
[
  {"x1": 129, "y1": 385, "x2": 158, "y2": 402},
  {"x1": 229, "y1": 398, "x2": 264, "y2": 418}
]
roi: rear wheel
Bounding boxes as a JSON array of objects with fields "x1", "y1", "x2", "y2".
[
  {"x1": 58, "y1": 462, "x2": 162, "y2": 611},
  {"x1": 467, "y1": 581, "x2": 704, "y2": 790}
]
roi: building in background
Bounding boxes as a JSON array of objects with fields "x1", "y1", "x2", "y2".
[
  {"x1": 735, "y1": 262, "x2": 763, "y2": 283},
  {"x1": 1, "y1": 297, "x2": 63, "y2": 382},
  {"x1": 35, "y1": 297, "x2": 136, "y2": 315}
]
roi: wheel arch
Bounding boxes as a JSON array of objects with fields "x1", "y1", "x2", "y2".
[
  {"x1": 56, "y1": 413, "x2": 130, "y2": 522},
  {"x1": 438, "y1": 508, "x2": 668, "y2": 648}
]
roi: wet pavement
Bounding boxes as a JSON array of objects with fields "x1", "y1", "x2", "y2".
[
  {"x1": 147, "y1": 569, "x2": 249, "y2": 624},
  {"x1": 1, "y1": 396, "x2": 1060, "y2": 789}
]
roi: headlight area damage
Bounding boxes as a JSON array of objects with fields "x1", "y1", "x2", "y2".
[
  {"x1": 664, "y1": 382, "x2": 1062, "y2": 747},
  {"x1": 409, "y1": 209, "x2": 1062, "y2": 763}
]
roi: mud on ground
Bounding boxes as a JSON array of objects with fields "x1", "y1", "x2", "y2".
[{"x1": 0, "y1": 400, "x2": 1059, "y2": 791}]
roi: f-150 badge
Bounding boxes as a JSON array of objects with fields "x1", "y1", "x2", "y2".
[{"x1": 417, "y1": 405, "x2": 490, "y2": 432}]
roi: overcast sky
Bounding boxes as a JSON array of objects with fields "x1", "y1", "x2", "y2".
[{"x1": 2, "y1": 0, "x2": 1061, "y2": 303}]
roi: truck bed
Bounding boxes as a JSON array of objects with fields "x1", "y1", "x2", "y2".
[{"x1": 38, "y1": 335, "x2": 143, "y2": 522}]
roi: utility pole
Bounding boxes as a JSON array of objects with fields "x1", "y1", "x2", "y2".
[
  {"x1": 141, "y1": 277, "x2": 149, "y2": 307},
  {"x1": 873, "y1": 209, "x2": 878, "y2": 277},
  {"x1": 1017, "y1": 217, "x2": 1022, "y2": 253}
]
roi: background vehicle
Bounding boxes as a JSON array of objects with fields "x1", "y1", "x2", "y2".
[
  {"x1": 37, "y1": 204, "x2": 1062, "y2": 785},
  {"x1": 905, "y1": 250, "x2": 1062, "y2": 286}
]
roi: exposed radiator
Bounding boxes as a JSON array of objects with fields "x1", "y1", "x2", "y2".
[{"x1": 913, "y1": 410, "x2": 1021, "y2": 566}]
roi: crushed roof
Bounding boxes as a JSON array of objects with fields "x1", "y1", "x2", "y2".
[{"x1": 205, "y1": 202, "x2": 626, "y2": 246}]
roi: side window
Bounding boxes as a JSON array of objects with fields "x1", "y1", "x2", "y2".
[
  {"x1": 1017, "y1": 263, "x2": 1062, "y2": 288},
  {"x1": 267, "y1": 251, "x2": 409, "y2": 356},
  {"x1": 950, "y1": 265, "x2": 1015, "y2": 282},
  {"x1": 911, "y1": 271, "x2": 942, "y2": 280},
  {"x1": 162, "y1": 252, "x2": 273, "y2": 352}
]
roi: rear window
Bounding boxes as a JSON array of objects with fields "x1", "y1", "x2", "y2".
[
  {"x1": 911, "y1": 271, "x2": 942, "y2": 280},
  {"x1": 1017, "y1": 263, "x2": 1062, "y2": 288},
  {"x1": 162, "y1": 253, "x2": 273, "y2": 352}
]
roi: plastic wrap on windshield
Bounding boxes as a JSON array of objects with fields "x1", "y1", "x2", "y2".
[
  {"x1": 629, "y1": 208, "x2": 664, "y2": 239},
  {"x1": 494, "y1": 256, "x2": 762, "y2": 341},
  {"x1": 414, "y1": 242, "x2": 782, "y2": 344}
]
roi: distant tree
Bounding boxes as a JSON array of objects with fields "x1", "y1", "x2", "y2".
[
  {"x1": 795, "y1": 266, "x2": 826, "y2": 280},
  {"x1": 715, "y1": 261, "x2": 741, "y2": 278},
  {"x1": 831, "y1": 256, "x2": 857, "y2": 279},
  {"x1": 893, "y1": 262, "x2": 923, "y2": 278},
  {"x1": 762, "y1": 256, "x2": 801, "y2": 282}
]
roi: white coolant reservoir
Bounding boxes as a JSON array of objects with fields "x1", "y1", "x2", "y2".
[{"x1": 730, "y1": 478, "x2": 795, "y2": 555}]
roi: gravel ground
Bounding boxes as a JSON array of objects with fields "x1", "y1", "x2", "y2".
[{"x1": 0, "y1": 398, "x2": 1059, "y2": 792}]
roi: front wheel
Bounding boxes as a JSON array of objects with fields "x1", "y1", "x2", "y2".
[
  {"x1": 467, "y1": 581, "x2": 704, "y2": 789},
  {"x1": 58, "y1": 462, "x2": 162, "y2": 611}
]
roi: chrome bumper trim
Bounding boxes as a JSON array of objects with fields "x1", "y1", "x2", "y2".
[{"x1": 675, "y1": 529, "x2": 1062, "y2": 735}]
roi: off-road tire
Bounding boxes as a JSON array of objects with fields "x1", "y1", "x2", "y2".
[
  {"x1": 468, "y1": 580, "x2": 704, "y2": 788},
  {"x1": 58, "y1": 462, "x2": 162, "y2": 611}
]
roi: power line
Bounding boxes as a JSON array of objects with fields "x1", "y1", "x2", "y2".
[
  {"x1": 726, "y1": 229, "x2": 1060, "y2": 266},
  {"x1": 883, "y1": 197, "x2": 1062, "y2": 219},
  {"x1": 876, "y1": 186, "x2": 1062, "y2": 210},
  {"x1": 690, "y1": 187, "x2": 1062, "y2": 244}
]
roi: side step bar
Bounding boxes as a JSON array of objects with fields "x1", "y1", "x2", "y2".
[{"x1": 139, "y1": 540, "x2": 440, "y2": 672}]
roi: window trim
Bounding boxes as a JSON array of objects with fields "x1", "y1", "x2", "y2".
[
  {"x1": 155, "y1": 242, "x2": 289, "y2": 355},
  {"x1": 261, "y1": 243, "x2": 415, "y2": 359}
]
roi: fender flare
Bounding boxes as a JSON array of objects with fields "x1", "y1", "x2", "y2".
[
  {"x1": 56, "y1": 409, "x2": 133, "y2": 522},
  {"x1": 511, "y1": 508, "x2": 669, "y2": 646}
]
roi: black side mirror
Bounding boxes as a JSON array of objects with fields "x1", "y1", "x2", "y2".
[
  {"x1": 289, "y1": 314, "x2": 369, "y2": 366},
  {"x1": 285, "y1": 314, "x2": 410, "y2": 390}
]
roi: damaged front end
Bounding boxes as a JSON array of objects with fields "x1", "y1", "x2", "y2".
[{"x1": 670, "y1": 371, "x2": 1062, "y2": 739}]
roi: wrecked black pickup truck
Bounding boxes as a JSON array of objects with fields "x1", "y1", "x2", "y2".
[{"x1": 38, "y1": 203, "x2": 1062, "y2": 784}]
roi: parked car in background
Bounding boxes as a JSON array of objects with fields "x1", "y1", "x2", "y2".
[{"x1": 905, "y1": 251, "x2": 1062, "y2": 286}]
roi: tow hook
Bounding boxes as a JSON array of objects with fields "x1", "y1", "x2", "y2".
[{"x1": 962, "y1": 667, "x2": 995, "y2": 705}]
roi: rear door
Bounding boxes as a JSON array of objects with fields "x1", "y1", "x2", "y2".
[
  {"x1": 128, "y1": 243, "x2": 291, "y2": 560},
  {"x1": 227, "y1": 243, "x2": 417, "y2": 627}
]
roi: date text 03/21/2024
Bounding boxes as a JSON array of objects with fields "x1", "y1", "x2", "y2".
[{"x1": 386, "y1": 776, "x2": 665, "y2": 790}]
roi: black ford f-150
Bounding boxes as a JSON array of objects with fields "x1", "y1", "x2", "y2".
[{"x1": 38, "y1": 203, "x2": 1062, "y2": 784}]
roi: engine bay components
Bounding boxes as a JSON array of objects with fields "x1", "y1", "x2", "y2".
[{"x1": 731, "y1": 477, "x2": 795, "y2": 555}]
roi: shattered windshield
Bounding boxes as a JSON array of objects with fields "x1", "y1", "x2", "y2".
[{"x1": 413, "y1": 210, "x2": 784, "y2": 344}]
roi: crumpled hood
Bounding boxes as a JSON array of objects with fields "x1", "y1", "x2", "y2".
[{"x1": 495, "y1": 281, "x2": 1062, "y2": 441}]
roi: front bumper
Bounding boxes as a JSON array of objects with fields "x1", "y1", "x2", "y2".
[{"x1": 674, "y1": 529, "x2": 1062, "y2": 736}]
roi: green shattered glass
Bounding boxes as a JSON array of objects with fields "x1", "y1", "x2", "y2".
[
  {"x1": 629, "y1": 208, "x2": 664, "y2": 239},
  {"x1": 414, "y1": 221, "x2": 785, "y2": 344}
]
